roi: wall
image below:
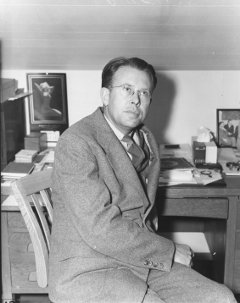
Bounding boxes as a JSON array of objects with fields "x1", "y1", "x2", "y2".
[
  {"x1": 2, "y1": 69, "x2": 240, "y2": 144},
  {"x1": 146, "y1": 70, "x2": 240, "y2": 144}
]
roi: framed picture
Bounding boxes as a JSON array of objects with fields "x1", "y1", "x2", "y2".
[
  {"x1": 26, "y1": 73, "x2": 68, "y2": 134},
  {"x1": 217, "y1": 108, "x2": 240, "y2": 148}
]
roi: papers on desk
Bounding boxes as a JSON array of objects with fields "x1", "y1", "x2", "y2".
[
  {"x1": 32, "y1": 149, "x2": 54, "y2": 173},
  {"x1": 159, "y1": 156, "x2": 196, "y2": 186},
  {"x1": 158, "y1": 144, "x2": 225, "y2": 186},
  {"x1": 159, "y1": 169, "x2": 197, "y2": 186},
  {"x1": 192, "y1": 168, "x2": 223, "y2": 185},
  {"x1": 159, "y1": 151, "x2": 224, "y2": 186},
  {"x1": 1, "y1": 194, "x2": 18, "y2": 208},
  {"x1": 159, "y1": 167, "x2": 224, "y2": 187}
]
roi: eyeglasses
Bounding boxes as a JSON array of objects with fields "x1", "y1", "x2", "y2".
[
  {"x1": 200, "y1": 170, "x2": 212, "y2": 178},
  {"x1": 110, "y1": 84, "x2": 151, "y2": 103}
]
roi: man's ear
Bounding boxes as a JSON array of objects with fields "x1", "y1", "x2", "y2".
[{"x1": 100, "y1": 87, "x2": 110, "y2": 107}]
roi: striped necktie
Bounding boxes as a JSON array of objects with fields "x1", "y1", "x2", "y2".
[{"x1": 122, "y1": 131, "x2": 150, "y2": 173}]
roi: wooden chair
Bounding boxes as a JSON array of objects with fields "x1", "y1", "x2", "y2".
[{"x1": 11, "y1": 168, "x2": 53, "y2": 289}]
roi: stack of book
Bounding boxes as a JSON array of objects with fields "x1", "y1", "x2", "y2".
[
  {"x1": 40, "y1": 130, "x2": 60, "y2": 148},
  {"x1": 1, "y1": 161, "x2": 35, "y2": 195},
  {"x1": 2, "y1": 161, "x2": 34, "y2": 178},
  {"x1": 15, "y1": 149, "x2": 38, "y2": 163}
]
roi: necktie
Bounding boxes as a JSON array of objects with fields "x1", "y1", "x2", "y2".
[{"x1": 122, "y1": 131, "x2": 150, "y2": 173}]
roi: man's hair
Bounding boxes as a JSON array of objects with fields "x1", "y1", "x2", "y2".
[{"x1": 101, "y1": 57, "x2": 157, "y2": 92}]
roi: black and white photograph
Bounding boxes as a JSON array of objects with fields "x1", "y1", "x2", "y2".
[
  {"x1": 1, "y1": 1, "x2": 240, "y2": 303},
  {"x1": 217, "y1": 109, "x2": 240, "y2": 148},
  {"x1": 27, "y1": 73, "x2": 68, "y2": 124}
]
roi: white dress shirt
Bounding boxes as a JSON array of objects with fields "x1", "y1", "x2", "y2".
[{"x1": 104, "y1": 114, "x2": 140, "y2": 160}]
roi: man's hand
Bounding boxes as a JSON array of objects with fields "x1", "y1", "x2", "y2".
[{"x1": 174, "y1": 243, "x2": 194, "y2": 267}]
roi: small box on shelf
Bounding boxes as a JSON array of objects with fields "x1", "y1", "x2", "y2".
[{"x1": 24, "y1": 132, "x2": 47, "y2": 151}]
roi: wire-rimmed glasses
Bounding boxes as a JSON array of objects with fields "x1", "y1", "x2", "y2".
[{"x1": 110, "y1": 84, "x2": 152, "y2": 103}]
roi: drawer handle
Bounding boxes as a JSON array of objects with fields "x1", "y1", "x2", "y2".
[
  {"x1": 27, "y1": 243, "x2": 34, "y2": 252},
  {"x1": 28, "y1": 271, "x2": 37, "y2": 282}
]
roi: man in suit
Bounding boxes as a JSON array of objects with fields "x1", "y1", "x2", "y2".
[{"x1": 49, "y1": 57, "x2": 236, "y2": 303}]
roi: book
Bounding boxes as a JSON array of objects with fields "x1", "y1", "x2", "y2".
[
  {"x1": 15, "y1": 149, "x2": 38, "y2": 163},
  {"x1": 1, "y1": 161, "x2": 34, "y2": 178},
  {"x1": 160, "y1": 157, "x2": 194, "y2": 171},
  {"x1": 159, "y1": 157, "x2": 196, "y2": 186}
]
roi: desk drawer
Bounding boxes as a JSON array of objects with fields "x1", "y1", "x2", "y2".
[
  {"x1": 234, "y1": 199, "x2": 240, "y2": 292},
  {"x1": 8, "y1": 212, "x2": 27, "y2": 229},
  {"x1": 233, "y1": 223, "x2": 240, "y2": 292},
  {"x1": 237, "y1": 201, "x2": 240, "y2": 230},
  {"x1": 157, "y1": 198, "x2": 228, "y2": 219},
  {"x1": 7, "y1": 212, "x2": 47, "y2": 294}
]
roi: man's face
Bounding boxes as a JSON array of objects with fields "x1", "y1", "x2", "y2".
[{"x1": 101, "y1": 66, "x2": 152, "y2": 135}]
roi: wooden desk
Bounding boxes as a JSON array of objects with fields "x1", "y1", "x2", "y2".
[
  {"x1": 157, "y1": 175, "x2": 240, "y2": 294},
  {"x1": 1, "y1": 176, "x2": 240, "y2": 302}
]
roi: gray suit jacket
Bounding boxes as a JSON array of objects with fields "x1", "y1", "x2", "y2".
[{"x1": 49, "y1": 107, "x2": 174, "y2": 303}]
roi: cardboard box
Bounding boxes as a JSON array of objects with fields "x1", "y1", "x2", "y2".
[
  {"x1": 192, "y1": 140, "x2": 217, "y2": 164},
  {"x1": 24, "y1": 132, "x2": 47, "y2": 151},
  {"x1": 205, "y1": 141, "x2": 217, "y2": 163}
]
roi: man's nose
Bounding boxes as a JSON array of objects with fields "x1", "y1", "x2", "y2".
[{"x1": 130, "y1": 91, "x2": 141, "y2": 106}]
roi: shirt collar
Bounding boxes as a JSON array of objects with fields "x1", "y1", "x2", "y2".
[
  {"x1": 103, "y1": 113, "x2": 139, "y2": 145},
  {"x1": 104, "y1": 114, "x2": 125, "y2": 141}
]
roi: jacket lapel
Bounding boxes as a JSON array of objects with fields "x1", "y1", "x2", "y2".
[
  {"x1": 141, "y1": 127, "x2": 160, "y2": 204},
  {"x1": 90, "y1": 108, "x2": 160, "y2": 213},
  {"x1": 92, "y1": 108, "x2": 148, "y2": 201}
]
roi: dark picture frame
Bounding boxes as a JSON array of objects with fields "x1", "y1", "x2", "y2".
[
  {"x1": 26, "y1": 73, "x2": 68, "y2": 133},
  {"x1": 217, "y1": 108, "x2": 240, "y2": 148}
]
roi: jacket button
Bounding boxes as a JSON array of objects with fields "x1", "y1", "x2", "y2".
[
  {"x1": 148, "y1": 260, "x2": 153, "y2": 267},
  {"x1": 152, "y1": 262, "x2": 158, "y2": 268},
  {"x1": 144, "y1": 260, "x2": 150, "y2": 266}
]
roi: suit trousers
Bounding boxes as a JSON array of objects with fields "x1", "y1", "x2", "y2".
[
  {"x1": 142, "y1": 262, "x2": 237, "y2": 303},
  {"x1": 50, "y1": 263, "x2": 237, "y2": 303}
]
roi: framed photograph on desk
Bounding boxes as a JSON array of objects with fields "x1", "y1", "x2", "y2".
[
  {"x1": 217, "y1": 108, "x2": 240, "y2": 148},
  {"x1": 26, "y1": 73, "x2": 69, "y2": 134}
]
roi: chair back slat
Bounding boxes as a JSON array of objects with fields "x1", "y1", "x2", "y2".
[
  {"x1": 32, "y1": 193, "x2": 51, "y2": 251},
  {"x1": 11, "y1": 169, "x2": 53, "y2": 288},
  {"x1": 40, "y1": 189, "x2": 53, "y2": 224}
]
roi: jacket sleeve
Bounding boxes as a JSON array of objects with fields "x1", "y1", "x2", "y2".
[{"x1": 53, "y1": 132, "x2": 175, "y2": 272}]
